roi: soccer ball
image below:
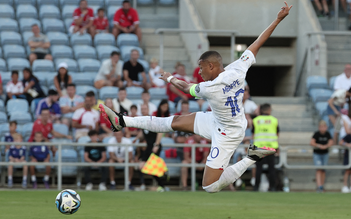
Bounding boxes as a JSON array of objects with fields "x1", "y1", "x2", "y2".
[{"x1": 55, "y1": 189, "x2": 81, "y2": 215}]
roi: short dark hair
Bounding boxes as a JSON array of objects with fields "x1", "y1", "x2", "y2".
[
  {"x1": 122, "y1": 0, "x2": 130, "y2": 5},
  {"x1": 67, "y1": 83, "x2": 76, "y2": 88},
  {"x1": 88, "y1": 130, "x2": 98, "y2": 136},
  {"x1": 142, "y1": 90, "x2": 149, "y2": 95},
  {"x1": 97, "y1": 7, "x2": 105, "y2": 13},
  {"x1": 80, "y1": 0, "x2": 87, "y2": 3},
  {"x1": 9, "y1": 121, "x2": 17, "y2": 126},
  {"x1": 119, "y1": 87, "x2": 126, "y2": 92},
  {"x1": 131, "y1": 49, "x2": 139, "y2": 54},
  {"x1": 199, "y1": 51, "x2": 222, "y2": 63},
  {"x1": 11, "y1": 70, "x2": 19, "y2": 76},
  {"x1": 130, "y1": 105, "x2": 137, "y2": 110},
  {"x1": 35, "y1": 131, "x2": 43, "y2": 136},
  {"x1": 181, "y1": 100, "x2": 189, "y2": 105},
  {"x1": 41, "y1": 107, "x2": 50, "y2": 112},
  {"x1": 111, "y1": 51, "x2": 120, "y2": 57},
  {"x1": 260, "y1": 103, "x2": 271, "y2": 113},
  {"x1": 48, "y1": 89, "x2": 58, "y2": 96},
  {"x1": 85, "y1": 91, "x2": 95, "y2": 97}
]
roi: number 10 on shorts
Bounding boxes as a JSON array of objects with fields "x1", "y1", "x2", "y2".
[{"x1": 224, "y1": 89, "x2": 244, "y2": 117}]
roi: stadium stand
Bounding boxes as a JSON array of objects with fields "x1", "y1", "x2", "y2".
[
  {"x1": 1, "y1": 31, "x2": 22, "y2": 45},
  {"x1": 47, "y1": 32, "x2": 69, "y2": 46},
  {"x1": 94, "y1": 33, "x2": 116, "y2": 46},
  {"x1": 7, "y1": 58, "x2": 30, "y2": 71},
  {"x1": 77, "y1": 58, "x2": 100, "y2": 72},
  {"x1": 73, "y1": 45, "x2": 97, "y2": 59},
  {"x1": 16, "y1": 4, "x2": 37, "y2": 19},
  {"x1": 96, "y1": 45, "x2": 120, "y2": 60},
  {"x1": 39, "y1": 5, "x2": 61, "y2": 20},
  {"x1": 32, "y1": 60, "x2": 55, "y2": 72},
  {"x1": 0, "y1": 4, "x2": 15, "y2": 19},
  {"x1": 71, "y1": 34, "x2": 93, "y2": 46}
]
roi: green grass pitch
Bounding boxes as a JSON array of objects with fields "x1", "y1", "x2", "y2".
[{"x1": 0, "y1": 191, "x2": 350, "y2": 219}]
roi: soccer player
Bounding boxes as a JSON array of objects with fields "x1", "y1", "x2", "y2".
[{"x1": 100, "y1": 2, "x2": 292, "y2": 193}]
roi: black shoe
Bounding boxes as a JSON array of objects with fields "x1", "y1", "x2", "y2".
[
  {"x1": 99, "y1": 104, "x2": 126, "y2": 132},
  {"x1": 247, "y1": 145, "x2": 276, "y2": 161}
]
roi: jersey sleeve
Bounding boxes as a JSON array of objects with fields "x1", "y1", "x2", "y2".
[
  {"x1": 113, "y1": 9, "x2": 121, "y2": 25},
  {"x1": 73, "y1": 8, "x2": 80, "y2": 19},
  {"x1": 88, "y1": 9, "x2": 94, "y2": 20},
  {"x1": 189, "y1": 82, "x2": 211, "y2": 99},
  {"x1": 72, "y1": 109, "x2": 81, "y2": 121},
  {"x1": 132, "y1": 9, "x2": 140, "y2": 24},
  {"x1": 224, "y1": 50, "x2": 256, "y2": 74}
]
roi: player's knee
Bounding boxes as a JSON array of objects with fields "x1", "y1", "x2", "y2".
[
  {"x1": 203, "y1": 182, "x2": 220, "y2": 193},
  {"x1": 171, "y1": 115, "x2": 181, "y2": 129}
]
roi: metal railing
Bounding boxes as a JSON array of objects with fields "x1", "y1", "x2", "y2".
[
  {"x1": 155, "y1": 28, "x2": 239, "y2": 67},
  {"x1": 0, "y1": 142, "x2": 350, "y2": 191}
]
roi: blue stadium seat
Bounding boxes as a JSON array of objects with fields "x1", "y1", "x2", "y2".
[
  {"x1": 51, "y1": 45, "x2": 73, "y2": 59},
  {"x1": 59, "y1": 0, "x2": 79, "y2": 6},
  {"x1": 22, "y1": 31, "x2": 33, "y2": 45},
  {"x1": 7, "y1": 99, "x2": 29, "y2": 113},
  {"x1": 53, "y1": 123, "x2": 69, "y2": 136},
  {"x1": 137, "y1": 59, "x2": 149, "y2": 73},
  {"x1": 39, "y1": 5, "x2": 60, "y2": 20},
  {"x1": 71, "y1": 34, "x2": 92, "y2": 46},
  {"x1": 201, "y1": 101, "x2": 210, "y2": 111},
  {"x1": 4, "y1": 45, "x2": 25, "y2": 59},
  {"x1": 37, "y1": 0, "x2": 58, "y2": 6},
  {"x1": 0, "y1": 123, "x2": 9, "y2": 138},
  {"x1": 32, "y1": 60, "x2": 55, "y2": 72},
  {"x1": 30, "y1": 97, "x2": 44, "y2": 114},
  {"x1": 0, "y1": 99, "x2": 5, "y2": 112},
  {"x1": 76, "y1": 85, "x2": 98, "y2": 97},
  {"x1": 71, "y1": 73, "x2": 95, "y2": 86},
  {"x1": 19, "y1": 18, "x2": 41, "y2": 33},
  {"x1": 0, "y1": 4, "x2": 14, "y2": 19},
  {"x1": 94, "y1": 33, "x2": 115, "y2": 46},
  {"x1": 64, "y1": 18, "x2": 73, "y2": 33},
  {"x1": 0, "y1": 112, "x2": 7, "y2": 123},
  {"x1": 47, "y1": 32, "x2": 69, "y2": 46},
  {"x1": 0, "y1": 0, "x2": 13, "y2": 5},
  {"x1": 61, "y1": 5, "x2": 76, "y2": 19},
  {"x1": 16, "y1": 4, "x2": 37, "y2": 19},
  {"x1": 168, "y1": 100, "x2": 176, "y2": 114},
  {"x1": 99, "y1": 86, "x2": 119, "y2": 99},
  {"x1": 55, "y1": 148, "x2": 78, "y2": 176},
  {"x1": 7, "y1": 58, "x2": 29, "y2": 71},
  {"x1": 9, "y1": 112, "x2": 32, "y2": 124},
  {"x1": 77, "y1": 58, "x2": 100, "y2": 72},
  {"x1": 120, "y1": 46, "x2": 144, "y2": 62},
  {"x1": 160, "y1": 137, "x2": 174, "y2": 145},
  {"x1": 1, "y1": 72, "x2": 11, "y2": 84},
  {"x1": 0, "y1": 18, "x2": 18, "y2": 32},
  {"x1": 14, "y1": 0, "x2": 35, "y2": 5},
  {"x1": 176, "y1": 100, "x2": 199, "y2": 113},
  {"x1": 105, "y1": 0, "x2": 123, "y2": 7},
  {"x1": 132, "y1": 99, "x2": 143, "y2": 105},
  {"x1": 89, "y1": 0, "x2": 104, "y2": 6},
  {"x1": 137, "y1": 0, "x2": 154, "y2": 5},
  {"x1": 329, "y1": 76, "x2": 336, "y2": 90},
  {"x1": 90, "y1": 5, "x2": 100, "y2": 15},
  {"x1": 96, "y1": 45, "x2": 119, "y2": 60},
  {"x1": 126, "y1": 87, "x2": 143, "y2": 99},
  {"x1": 306, "y1": 75, "x2": 328, "y2": 91},
  {"x1": 0, "y1": 47, "x2": 2, "y2": 58},
  {"x1": 148, "y1": 87, "x2": 167, "y2": 100},
  {"x1": 32, "y1": 72, "x2": 50, "y2": 87},
  {"x1": 117, "y1": 33, "x2": 139, "y2": 47},
  {"x1": 1, "y1": 31, "x2": 22, "y2": 45},
  {"x1": 21, "y1": 122, "x2": 33, "y2": 139},
  {"x1": 41, "y1": 85, "x2": 49, "y2": 95},
  {"x1": 309, "y1": 88, "x2": 333, "y2": 103},
  {"x1": 107, "y1": 5, "x2": 120, "y2": 20},
  {"x1": 158, "y1": 0, "x2": 176, "y2": 5},
  {"x1": 315, "y1": 102, "x2": 328, "y2": 117},
  {"x1": 55, "y1": 58, "x2": 78, "y2": 72},
  {"x1": 74, "y1": 45, "x2": 97, "y2": 59},
  {"x1": 42, "y1": 18, "x2": 65, "y2": 33}
]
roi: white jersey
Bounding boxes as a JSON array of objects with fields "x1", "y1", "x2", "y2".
[{"x1": 193, "y1": 50, "x2": 256, "y2": 137}]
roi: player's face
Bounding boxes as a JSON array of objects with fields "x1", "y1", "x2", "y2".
[
  {"x1": 198, "y1": 62, "x2": 210, "y2": 81},
  {"x1": 141, "y1": 105, "x2": 149, "y2": 116}
]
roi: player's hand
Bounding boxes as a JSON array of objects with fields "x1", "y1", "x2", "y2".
[
  {"x1": 277, "y1": 1, "x2": 292, "y2": 21},
  {"x1": 159, "y1": 72, "x2": 172, "y2": 82}
]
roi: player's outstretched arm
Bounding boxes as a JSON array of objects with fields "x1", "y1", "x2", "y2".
[
  {"x1": 159, "y1": 72, "x2": 194, "y2": 94},
  {"x1": 247, "y1": 1, "x2": 292, "y2": 57}
]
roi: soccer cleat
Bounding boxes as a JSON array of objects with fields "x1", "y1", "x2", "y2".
[
  {"x1": 99, "y1": 104, "x2": 125, "y2": 132},
  {"x1": 247, "y1": 145, "x2": 276, "y2": 161}
]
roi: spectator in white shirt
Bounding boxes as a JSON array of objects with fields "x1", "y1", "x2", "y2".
[
  {"x1": 334, "y1": 64, "x2": 351, "y2": 91},
  {"x1": 107, "y1": 131, "x2": 134, "y2": 190},
  {"x1": 136, "y1": 90, "x2": 156, "y2": 116},
  {"x1": 72, "y1": 91, "x2": 100, "y2": 140},
  {"x1": 59, "y1": 83, "x2": 84, "y2": 127},
  {"x1": 94, "y1": 51, "x2": 123, "y2": 89},
  {"x1": 6, "y1": 71, "x2": 24, "y2": 104},
  {"x1": 243, "y1": 88, "x2": 259, "y2": 116},
  {"x1": 149, "y1": 58, "x2": 165, "y2": 88},
  {"x1": 112, "y1": 87, "x2": 133, "y2": 115}
]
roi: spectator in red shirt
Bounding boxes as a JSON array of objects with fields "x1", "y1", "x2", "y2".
[
  {"x1": 167, "y1": 64, "x2": 194, "y2": 103},
  {"x1": 192, "y1": 67, "x2": 204, "y2": 83},
  {"x1": 152, "y1": 99, "x2": 170, "y2": 117},
  {"x1": 174, "y1": 100, "x2": 190, "y2": 116},
  {"x1": 92, "y1": 8, "x2": 109, "y2": 38},
  {"x1": 70, "y1": 0, "x2": 95, "y2": 36},
  {"x1": 181, "y1": 134, "x2": 209, "y2": 190},
  {"x1": 112, "y1": 0, "x2": 142, "y2": 42}
]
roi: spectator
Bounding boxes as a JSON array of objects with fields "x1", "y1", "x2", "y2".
[
  {"x1": 136, "y1": 90, "x2": 157, "y2": 116},
  {"x1": 5, "y1": 71, "x2": 25, "y2": 104},
  {"x1": 70, "y1": 0, "x2": 94, "y2": 35},
  {"x1": 126, "y1": 105, "x2": 140, "y2": 137},
  {"x1": 167, "y1": 63, "x2": 194, "y2": 104},
  {"x1": 123, "y1": 49, "x2": 149, "y2": 90},
  {"x1": 313, "y1": 0, "x2": 330, "y2": 17},
  {"x1": 243, "y1": 88, "x2": 259, "y2": 117},
  {"x1": 59, "y1": 83, "x2": 84, "y2": 119},
  {"x1": 4, "y1": 121, "x2": 18, "y2": 151},
  {"x1": 181, "y1": 134, "x2": 209, "y2": 190},
  {"x1": 174, "y1": 100, "x2": 191, "y2": 116},
  {"x1": 54, "y1": 63, "x2": 72, "y2": 97},
  {"x1": 7, "y1": 133, "x2": 28, "y2": 188},
  {"x1": 310, "y1": 120, "x2": 333, "y2": 192},
  {"x1": 84, "y1": 130, "x2": 107, "y2": 191},
  {"x1": 149, "y1": 58, "x2": 165, "y2": 88},
  {"x1": 92, "y1": 8, "x2": 109, "y2": 38},
  {"x1": 91, "y1": 91, "x2": 105, "y2": 111},
  {"x1": 94, "y1": 51, "x2": 123, "y2": 89},
  {"x1": 334, "y1": 64, "x2": 351, "y2": 90},
  {"x1": 28, "y1": 24, "x2": 52, "y2": 65},
  {"x1": 108, "y1": 131, "x2": 134, "y2": 190},
  {"x1": 22, "y1": 68, "x2": 46, "y2": 104},
  {"x1": 152, "y1": 99, "x2": 170, "y2": 117},
  {"x1": 340, "y1": 134, "x2": 351, "y2": 193},
  {"x1": 112, "y1": 0, "x2": 142, "y2": 42},
  {"x1": 192, "y1": 67, "x2": 204, "y2": 83},
  {"x1": 112, "y1": 87, "x2": 133, "y2": 115},
  {"x1": 29, "y1": 132, "x2": 51, "y2": 189},
  {"x1": 35, "y1": 89, "x2": 61, "y2": 122},
  {"x1": 99, "y1": 98, "x2": 114, "y2": 139},
  {"x1": 72, "y1": 91, "x2": 100, "y2": 140},
  {"x1": 327, "y1": 89, "x2": 348, "y2": 127}
]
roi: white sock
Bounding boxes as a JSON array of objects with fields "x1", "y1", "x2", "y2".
[
  {"x1": 31, "y1": 175, "x2": 36, "y2": 182},
  {"x1": 44, "y1": 175, "x2": 49, "y2": 181},
  {"x1": 123, "y1": 116, "x2": 174, "y2": 133},
  {"x1": 8, "y1": 176, "x2": 12, "y2": 180},
  {"x1": 23, "y1": 176, "x2": 27, "y2": 181},
  {"x1": 111, "y1": 181, "x2": 116, "y2": 185}
]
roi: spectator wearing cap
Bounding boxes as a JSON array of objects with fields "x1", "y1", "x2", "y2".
[
  {"x1": 112, "y1": 87, "x2": 133, "y2": 116},
  {"x1": 92, "y1": 8, "x2": 109, "y2": 38},
  {"x1": 112, "y1": 0, "x2": 142, "y2": 42},
  {"x1": 70, "y1": 0, "x2": 95, "y2": 36},
  {"x1": 22, "y1": 68, "x2": 46, "y2": 104},
  {"x1": 123, "y1": 49, "x2": 149, "y2": 90},
  {"x1": 136, "y1": 91, "x2": 157, "y2": 116},
  {"x1": 5, "y1": 71, "x2": 25, "y2": 105},
  {"x1": 149, "y1": 58, "x2": 165, "y2": 88},
  {"x1": 35, "y1": 89, "x2": 61, "y2": 122},
  {"x1": 28, "y1": 24, "x2": 52, "y2": 65},
  {"x1": 95, "y1": 51, "x2": 123, "y2": 89},
  {"x1": 54, "y1": 63, "x2": 72, "y2": 97},
  {"x1": 334, "y1": 64, "x2": 351, "y2": 91}
]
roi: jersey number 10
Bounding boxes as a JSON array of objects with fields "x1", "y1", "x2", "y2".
[{"x1": 224, "y1": 88, "x2": 245, "y2": 117}]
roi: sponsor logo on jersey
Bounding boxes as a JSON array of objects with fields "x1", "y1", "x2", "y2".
[{"x1": 222, "y1": 79, "x2": 240, "y2": 94}]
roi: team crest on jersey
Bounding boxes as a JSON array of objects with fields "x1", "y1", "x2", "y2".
[
  {"x1": 240, "y1": 55, "x2": 249, "y2": 61},
  {"x1": 195, "y1": 84, "x2": 200, "y2": 93}
]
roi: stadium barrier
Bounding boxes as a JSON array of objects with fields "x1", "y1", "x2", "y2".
[{"x1": 0, "y1": 142, "x2": 350, "y2": 191}]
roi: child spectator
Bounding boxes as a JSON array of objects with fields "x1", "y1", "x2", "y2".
[
  {"x1": 35, "y1": 89, "x2": 61, "y2": 122},
  {"x1": 93, "y1": 8, "x2": 109, "y2": 36},
  {"x1": 4, "y1": 121, "x2": 18, "y2": 151},
  {"x1": 310, "y1": 120, "x2": 333, "y2": 192},
  {"x1": 84, "y1": 130, "x2": 107, "y2": 191},
  {"x1": 29, "y1": 132, "x2": 51, "y2": 189},
  {"x1": 149, "y1": 58, "x2": 165, "y2": 88},
  {"x1": 7, "y1": 133, "x2": 28, "y2": 188},
  {"x1": 5, "y1": 71, "x2": 25, "y2": 104},
  {"x1": 54, "y1": 63, "x2": 72, "y2": 97}
]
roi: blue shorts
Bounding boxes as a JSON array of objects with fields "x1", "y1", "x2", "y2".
[
  {"x1": 313, "y1": 153, "x2": 329, "y2": 166},
  {"x1": 327, "y1": 104, "x2": 341, "y2": 116}
]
